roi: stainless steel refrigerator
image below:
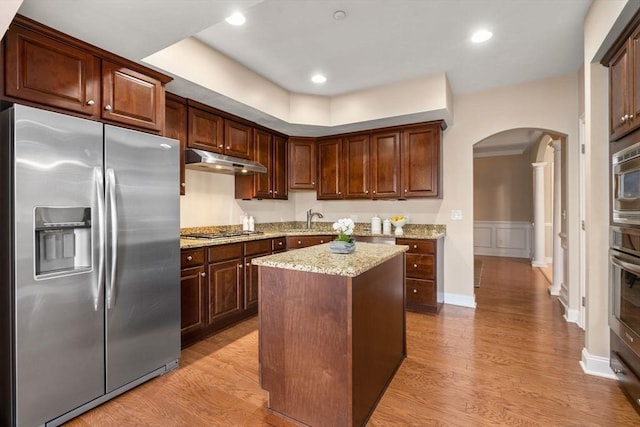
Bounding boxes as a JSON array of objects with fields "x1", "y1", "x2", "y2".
[{"x1": 0, "y1": 104, "x2": 180, "y2": 427}]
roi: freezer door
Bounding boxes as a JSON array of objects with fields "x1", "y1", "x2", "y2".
[
  {"x1": 11, "y1": 105, "x2": 105, "y2": 426},
  {"x1": 104, "y1": 125, "x2": 180, "y2": 392}
]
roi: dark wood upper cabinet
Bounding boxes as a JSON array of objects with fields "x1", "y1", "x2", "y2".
[
  {"x1": 164, "y1": 93, "x2": 187, "y2": 195},
  {"x1": 2, "y1": 15, "x2": 170, "y2": 133},
  {"x1": 606, "y1": 23, "x2": 640, "y2": 141},
  {"x1": 4, "y1": 23, "x2": 100, "y2": 116},
  {"x1": 101, "y1": 61, "x2": 164, "y2": 132},
  {"x1": 273, "y1": 135, "x2": 288, "y2": 199},
  {"x1": 254, "y1": 128, "x2": 273, "y2": 199},
  {"x1": 288, "y1": 137, "x2": 316, "y2": 189},
  {"x1": 370, "y1": 130, "x2": 401, "y2": 199},
  {"x1": 317, "y1": 137, "x2": 343, "y2": 200},
  {"x1": 343, "y1": 134, "x2": 370, "y2": 199},
  {"x1": 401, "y1": 124, "x2": 442, "y2": 198},
  {"x1": 187, "y1": 106, "x2": 224, "y2": 153},
  {"x1": 224, "y1": 119, "x2": 252, "y2": 159},
  {"x1": 235, "y1": 129, "x2": 287, "y2": 200}
]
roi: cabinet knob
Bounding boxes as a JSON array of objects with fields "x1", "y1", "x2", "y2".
[
  {"x1": 320, "y1": 240, "x2": 324, "y2": 243},
  {"x1": 186, "y1": 255, "x2": 193, "y2": 261},
  {"x1": 613, "y1": 368, "x2": 624, "y2": 374},
  {"x1": 312, "y1": 181, "x2": 315, "y2": 185},
  {"x1": 338, "y1": 191, "x2": 342, "y2": 195},
  {"x1": 87, "y1": 99, "x2": 95, "y2": 106},
  {"x1": 200, "y1": 272, "x2": 206, "y2": 277},
  {"x1": 269, "y1": 190, "x2": 273, "y2": 194},
  {"x1": 238, "y1": 264, "x2": 243, "y2": 269},
  {"x1": 405, "y1": 189, "x2": 408, "y2": 193},
  {"x1": 278, "y1": 242, "x2": 283, "y2": 246},
  {"x1": 413, "y1": 244, "x2": 418, "y2": 249},
  {"x1": 298, "y1": 240, "x2": 302, "y2": 244},
  {"x1": 365, "y1": 190, "x2": 369, "y2": 194},
  {"x1": 413, "y1": 264, "x2": 418, "y2": 268},
  {"x1": 622, "y1": 115, "x2": 628, "y2": 123},
  {"x1": 104, "y1": 104, "x2": 112, "y2": 111},
  {"x1": 630, "y1": 114, "x2": 635, "y2": 120},
  {"x1": 373, "y1": 190, "x2": 376, "y2": 194},
  {"x1": 181, "y1": 182, "x2": 186, "y2": 188},
  {"x1": 274, "y1": 191, "x2": 278, "y2": 194},
  {"x1": 246, "y1": 262, "x2": 250, "y2": 267},
  {"x1": 413, "y1": 289, "x2": 417, "y2": 293},
  {"x1": 218, "y1": 144, "x2": 223, "y2": 148},
  {"x1": 226, "y1": 146, "x2": 230, "y2": 149}
]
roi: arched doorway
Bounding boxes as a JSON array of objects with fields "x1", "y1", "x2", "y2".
[{"x1": 472, "y1": 128, "x2": 573, "y2": 319}]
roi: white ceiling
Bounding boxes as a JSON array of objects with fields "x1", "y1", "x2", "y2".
[{"x1": 16, "y1": 0, "x2": 593, "y2": 151}]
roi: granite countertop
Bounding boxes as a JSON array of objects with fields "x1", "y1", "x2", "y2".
[
  {"x1": 180, "y1": 222, "x2": 445, "y2": 249},
  {"x1": 251, "y1": 242, "x2": 409, "y2": 277}
]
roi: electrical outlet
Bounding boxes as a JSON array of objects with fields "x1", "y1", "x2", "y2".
[{"x1": 451, "y1": 210, "x2": 462, "y2": 220}]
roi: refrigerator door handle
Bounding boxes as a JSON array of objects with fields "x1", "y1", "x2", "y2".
[
  {"x1": 94, "y1": 167, "x2": 105, "y2": 311},
  {"x1": 106, "y1": 168, "x2": 118, "y2": 309}
]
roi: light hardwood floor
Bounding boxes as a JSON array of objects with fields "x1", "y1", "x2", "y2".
[{"x1": 67, "y1": 256, "x2": 638, "y2": 426}]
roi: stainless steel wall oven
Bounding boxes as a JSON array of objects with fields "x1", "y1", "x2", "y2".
[{"x1": 613, "y1": 141, "x2": 640, "y2": 225}]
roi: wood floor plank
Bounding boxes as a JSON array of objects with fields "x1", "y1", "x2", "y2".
[{"x1": 64, "y1": 256, "x2": 638, "y2": 426}]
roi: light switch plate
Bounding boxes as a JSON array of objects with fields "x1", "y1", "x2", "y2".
[{"x1": 451, "y1": 210, "x2": 462, "y2": 220}]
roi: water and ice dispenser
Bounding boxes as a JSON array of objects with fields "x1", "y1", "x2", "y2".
[{"x1": 34, "y1": 207, "x2": 91, "y2": 277}]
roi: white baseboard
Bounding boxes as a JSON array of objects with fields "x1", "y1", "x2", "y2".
[
  {"x1": 563, "y1": 308, "x2": 580, "y2": 324},
  {"x1": 444, "y1": 293, "x2": 476, "y2": 308},
  {"x1": 579, "y1": 347, "x2": 616, "y2": 379}
]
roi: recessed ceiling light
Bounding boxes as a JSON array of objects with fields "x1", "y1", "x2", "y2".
[
  {"x1": 471, "y1": 29, "x2": 493, "y2": 43},
  {"x1": 225, "y1": 12, "x2": 246, "y2": 26},
  {"x1": 311, "y1": 74, "x2": 327, "y2": 84},
  {"x1": 333, "y1": 10, "x2": 347, "y2": 20}
]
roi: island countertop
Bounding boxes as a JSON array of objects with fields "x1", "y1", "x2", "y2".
[{"x1": 251, "y1": 241, "x2": 408, "y2": 277}]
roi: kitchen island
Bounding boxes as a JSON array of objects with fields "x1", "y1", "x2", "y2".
[{"x1": 253, "y1": 242, "x2": 408, "y2": 426}]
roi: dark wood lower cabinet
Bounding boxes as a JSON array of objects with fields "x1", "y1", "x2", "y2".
[
  {"x1": 180, "y1": 238, "x2": 280, "y2": 348},
  {"x1": 397, "y1": 237, "x2": 443, "y2": 313}
]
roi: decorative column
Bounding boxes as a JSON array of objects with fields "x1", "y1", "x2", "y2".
[
  {"x1": 532, "y1": 162, "x2": 548, "y2": 267},
  {"x1": 548, "y1": 140, "x2": 563, "y2": 296}
]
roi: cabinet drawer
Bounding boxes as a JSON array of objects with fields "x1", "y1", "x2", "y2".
[
  {"x1": 406, "y1": 278, "x2": 436, "y2": 307},
  {"x1": 396, "y1": 238, "x2": 435, "y2": 254},
  {"x1": 405, "y1": 254, "x2": 435, "y2": 280},
  {"x1": 272, "y1": 237, "x2": 287, "y2": 252},
  {"x1": 286, "y1": 235, "x2": 333, "y2": 249},
  {"x1": 244, "y1": 239, "x2": 271, "y2": 256},
  {"x1": 208, "y1": 243, "x2": 243, "y2": 263},
  {"x1": 181, "y1": 248, "x2": 205, "y2": 268}
]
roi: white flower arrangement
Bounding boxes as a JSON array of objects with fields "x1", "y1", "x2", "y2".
[{"x1": 332, "y1": 218, "x2": 355, "y2": 242}]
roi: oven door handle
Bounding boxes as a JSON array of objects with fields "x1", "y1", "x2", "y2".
[{"x1": 612, "y1": 255, "x2": 640, "y2": 276}]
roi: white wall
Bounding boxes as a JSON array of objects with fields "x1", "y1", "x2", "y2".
[
  {"x1": 0, "y1": 0, "x2": 23, "y2": 39},
  {"x1": 582, "y1": 0, "x2": 629, "y2": 375}
]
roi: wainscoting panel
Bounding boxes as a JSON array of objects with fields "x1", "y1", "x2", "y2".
[{"x1": 474, "y1": 221, "x2": 532, "y2": 259}]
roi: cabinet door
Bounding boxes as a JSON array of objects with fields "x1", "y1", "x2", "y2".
[
  {"x1": 188, "y1": 106, "x2": 224, "y2": 152},
  {"x1": 273, "y1": 135, "x2": 288, "y2": 199},
  {"x1": 208, "y1": 259, "x2": 243, "y2": 325},
  {"x1": 4, "y1": 24, "x2": 100, "y2": 116},
  {"x1": 165, "y1": 94, "x2": 187, "y2": 195},
  {"x1": 317, "y1": 137, "x2": 343, "y2": 200},
  {"x1": 224, "y1": 119, "x2": 252, "y2": 159},
  {"x1": 401, "y1": 125, "x2": 441, "y2": 198},
  {"x1": 630, "y1": 26, "x2": 640, "y2": 134},
  {"x1": 610, "y1": 42, "x2": 630, "y2": 140},
  {"x1": 254, "y1": 129, "x2": 273, "y2": 199},
  {"x1": 101, "y1": 60, "x2": 164, "y2": 132},
  {"x1": 343, "y1": 134, "x2": 370, "y2": 199},
  {"x1": 370, "y1": 130, "x2": 401, "y2": 199},
  {"x1": 244, "y1": 254, "x2": 264, "y2": 311},
  {"x1": 180, "y1": 266, "x2": 206, "y2": 336},
  {"x1": 288, "y1": 138, "x2": 316, "y2": 189}
]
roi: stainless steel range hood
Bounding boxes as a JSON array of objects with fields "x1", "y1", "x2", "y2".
[{"x1": 185, "y1": 148, "x2": 267, "y2": 175}]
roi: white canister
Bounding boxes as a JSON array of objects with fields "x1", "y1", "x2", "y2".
[
  {"x1": 371, "y1": 214, "x2": 381, "y2": 234},
  {"x1": 248, "y1": 216, "x2": 255, "y2": 232},
  {"x1": 242, "y1": 214, "x2": 249, "y2": 231},
  {"x1": 382, "y1": 218, "x2": 391, "y2": 235}
]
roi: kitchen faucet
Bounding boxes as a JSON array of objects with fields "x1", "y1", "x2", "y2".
[{"x1": 306, "y1": 209, "x2": 323, "y2": 229}]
